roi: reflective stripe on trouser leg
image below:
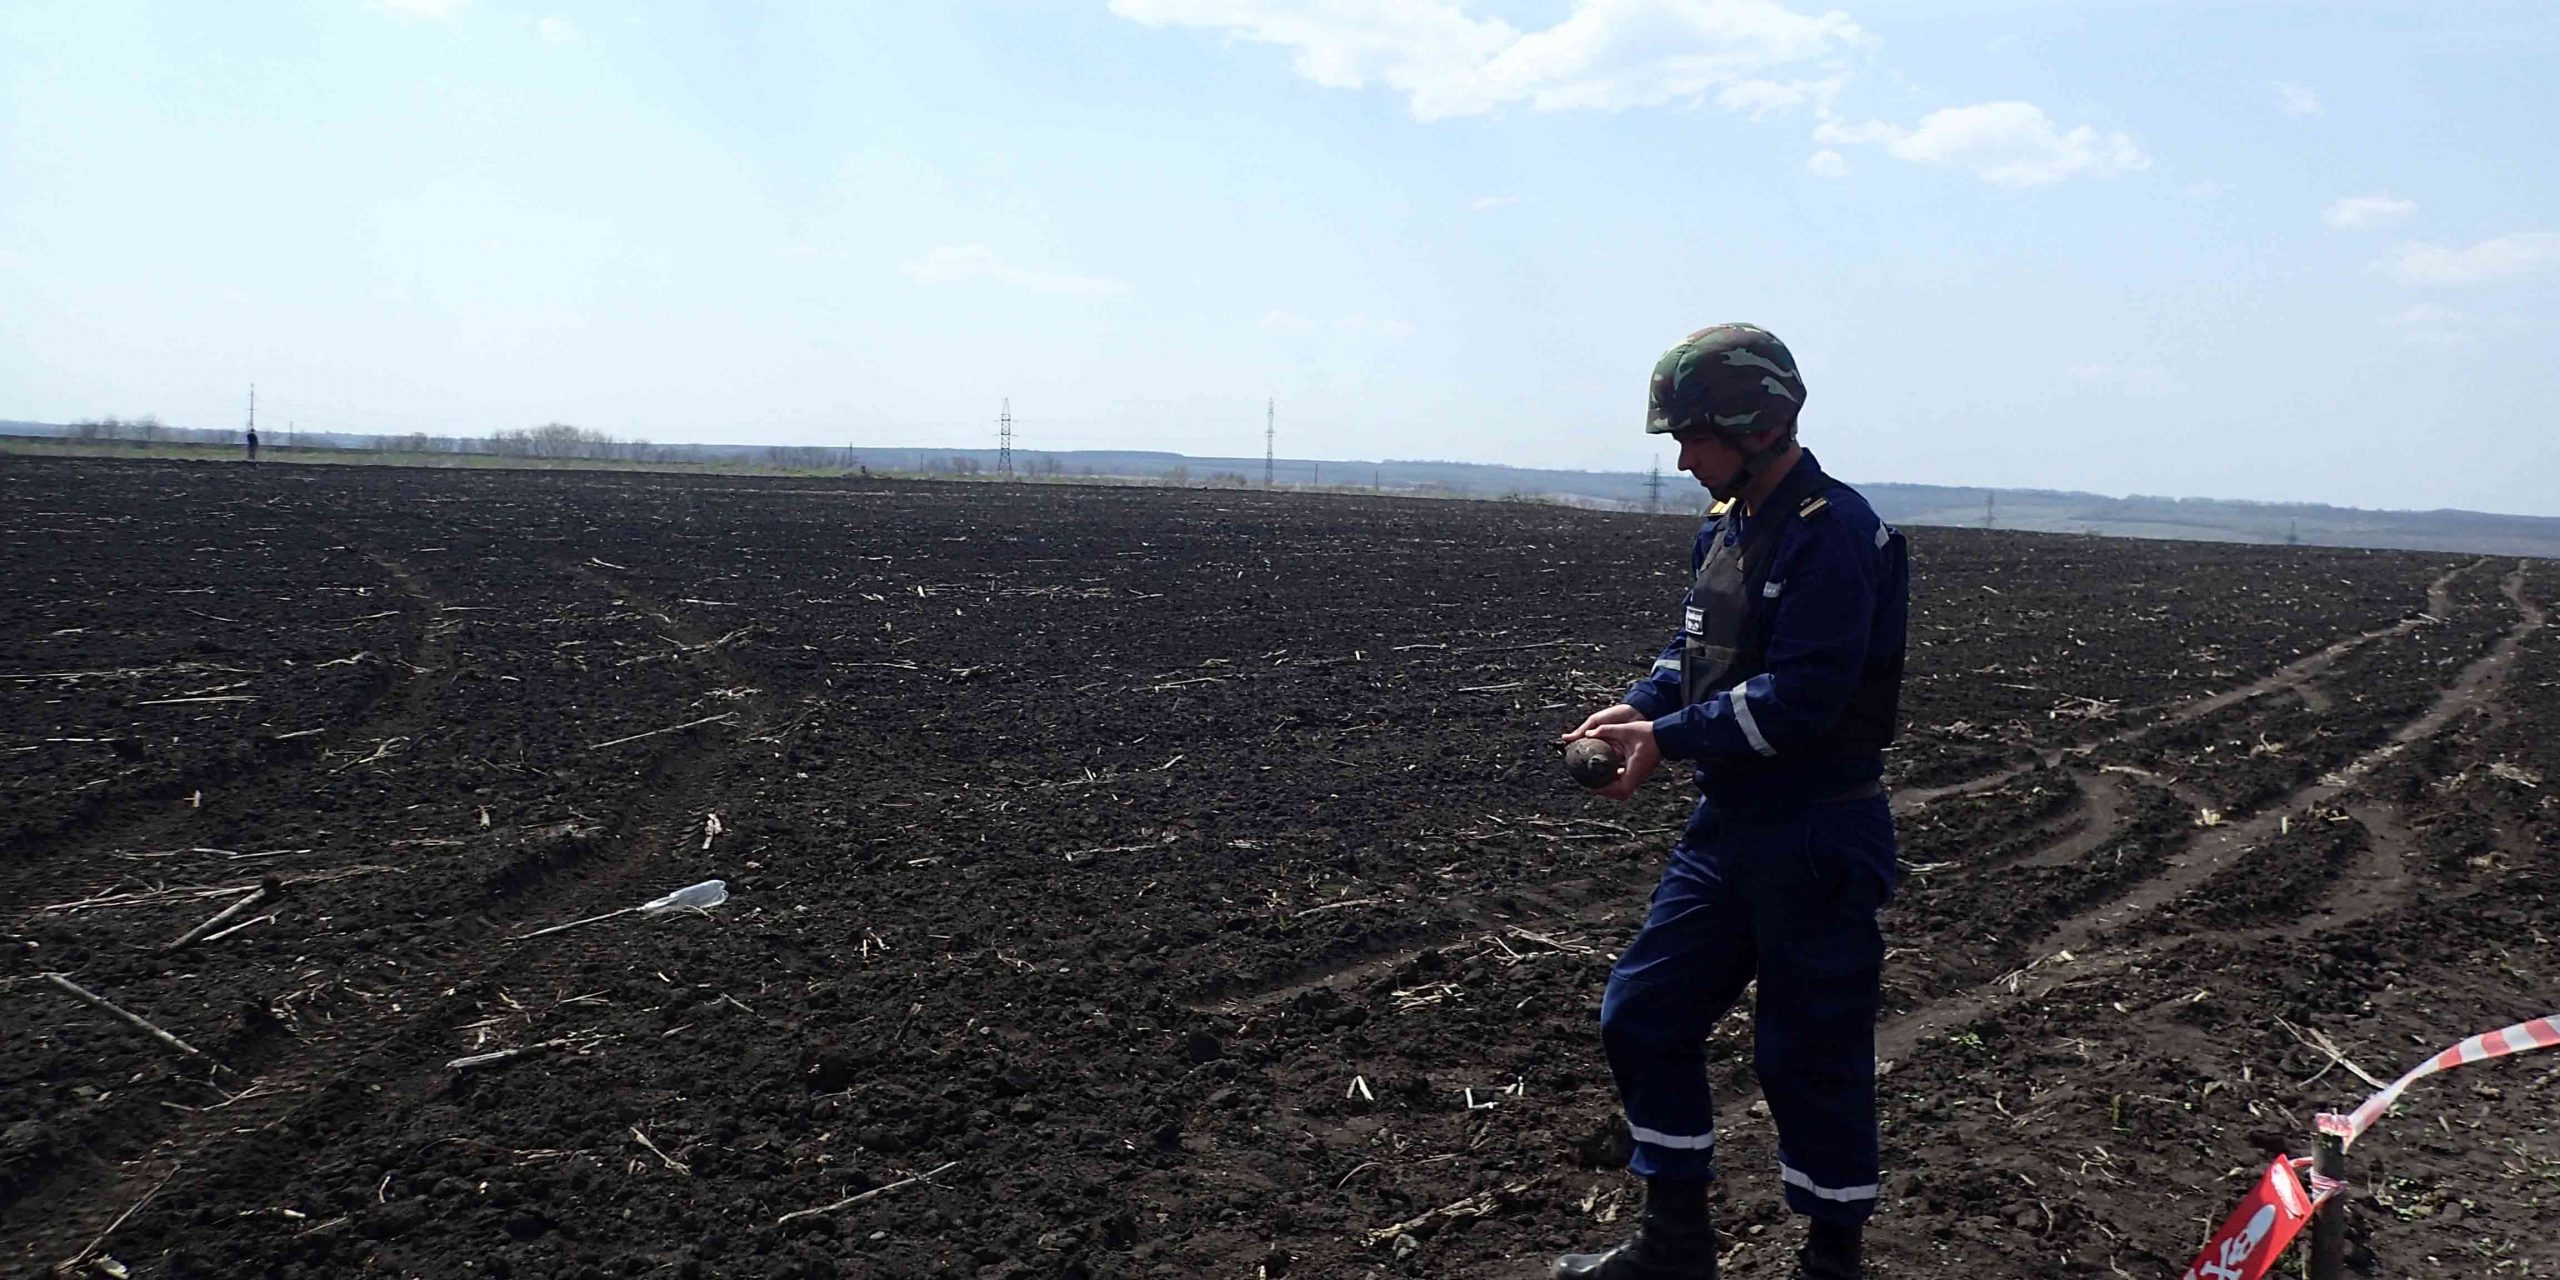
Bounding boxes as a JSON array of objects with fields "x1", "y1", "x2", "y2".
[
  {"x1": 1779, "y1": 1162, "x2": 1879, "y2": 1204},
  {"x1": 1751, "y1": 804, "x2": 1891, "y2": 1226},
  {"x1": 1600, "y1": 823, "x2": 1756, "y2": 1183},
  {"x1": 1627, "y1": 1123, "x2": 1716, "y2": 1152},
  {"x1": 1761, "y1": 978, "x2": 1884, "y2": 1224}
]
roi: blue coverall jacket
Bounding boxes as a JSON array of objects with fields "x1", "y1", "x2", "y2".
[
  {"x1": 1598, "y1": 451, "x2": 1909, "y2": 1224},
  {"x1": 1622, "y1": 451, "x2": 1906, "y2": 815}
]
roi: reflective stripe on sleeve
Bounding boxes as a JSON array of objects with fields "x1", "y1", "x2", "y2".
[
  {"x1": 1651, "y1": 658, "x2": 1680, "y2": 675},
  {"x1": 1780, "y1": 1162, "x2": 1878, "y2": 1202},
  {"x1": 1628, "y1": 1122, "x2": 1717, "y2": 1151},
  {"x1": 1729, "y1": 681, "x2": 1777, "y2": 757}
]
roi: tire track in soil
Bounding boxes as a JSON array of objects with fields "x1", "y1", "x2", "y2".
[
  {"x1": 0, "y1": 552, "x2": 445, "y2": 1242},
  {"x1": 1867, "y1": 564, "x2": 2542, "y2": 1067},
  {"x1": 0, "y1": 552, "x2": 452, "y2": 888},
  {"x1": 1181, "y1": 559, "x2": 2490, "y2": 1027},
  {"x1": 3, "y1": 561, "x2": 780, "y2": 1269},
  {"x1": 1984, "y1": 768, "x2": 2125, "y2": 871},
  {"x1": 1221, "y1": 754, "x2": 2170, "y2": 1014},
  {"x1": 2080, "y1": 762, "x2": 2221, "y2": 817},
  {"x1": 2113, "y1": 557, "x2": 2476, "y2": 732},
  {"x1": 1887, "y1": 558, "x2": 2480, "y2": 815},
  {"x1": 1199, "y1": 560, "x2": 2477, "y2": 1017},
  {"x1": 2306, "y1": 801, "x2": 2416, "y2": 938},
  {"x1": 10, "y1": 719, "x2": 759, "y2": 1269},
  {"x1": 1186, "y1": 869, "x2": 1648, "y2": 1015},
  {"x1": 1208, "y1": 563, "x2": 2480, "y2": 1015}
]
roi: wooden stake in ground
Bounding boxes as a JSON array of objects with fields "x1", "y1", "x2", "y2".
[
  {"x1": 39, "y1": 974, "x2": 232, "y2": 1077},
  {"x1": 2309, "y1": 1130, "x2": 2347, "y2": 1280},
  {"x1": 162, "y1": 878, "x2": 280, "y2": 952}
]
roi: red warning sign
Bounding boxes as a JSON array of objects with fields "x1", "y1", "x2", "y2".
[{"x1": 2179, "y1": 1158, "x2": 2318, "y2": 1280}]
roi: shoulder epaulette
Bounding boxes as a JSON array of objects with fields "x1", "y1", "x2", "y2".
[
  {"x1": 1797, "y1": 494, "x2": 1831, "y2": 517},
  {"x1": 1708, "y1": 498, "x2": 1735, "y2": 517}
]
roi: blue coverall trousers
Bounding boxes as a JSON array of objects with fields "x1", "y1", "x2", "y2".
[{"x1": 1598, "y1": 792, "x2": 1897, "y2": 1224}]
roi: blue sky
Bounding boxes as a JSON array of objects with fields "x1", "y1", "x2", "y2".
[{"x1": 2, "y1": 2, "x2": 2555, "y2": 514}]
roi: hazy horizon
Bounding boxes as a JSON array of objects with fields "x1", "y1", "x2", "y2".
[{"x1": 3, "y1": 3, "x2": 2555, "y2": 514}]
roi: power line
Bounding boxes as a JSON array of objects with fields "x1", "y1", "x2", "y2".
[
  {"x1": 1264, "y1": 397, "x2": 1275, "y2": 488},
  {"x1": 1646, "y1": 457, "x2": 1663, "y2": 514},
  {"x1": 998, "y1": 399, "x2": 1013, "y2": 478}
]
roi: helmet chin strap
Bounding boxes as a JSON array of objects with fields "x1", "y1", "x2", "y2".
[{"x1": 1709, "y1": 426, "x2": 1794, "y2": 505}]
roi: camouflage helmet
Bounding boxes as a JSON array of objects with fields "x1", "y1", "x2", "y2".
[{"x1": 1645, "y1": 324, "x2": 1806, "y2": 437}]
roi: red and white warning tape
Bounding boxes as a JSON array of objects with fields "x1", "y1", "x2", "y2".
[
  {"x1": 2180, "y1": 1011, "x2": 2560, "y2": 1280},
  {"x1": 2317, "y1": 1012, "x2": 2560, "y2": 1147}
]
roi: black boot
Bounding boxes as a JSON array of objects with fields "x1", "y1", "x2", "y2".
[
  {"x1": 1552, "y1": 1179, "x2": 1716, "y2": 1279},
  {"x1": 1791, "y1": 1218, "x2": 1864, "y2": 1280}
]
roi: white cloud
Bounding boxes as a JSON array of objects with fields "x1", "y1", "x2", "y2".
[
  {"x1": 1814, "y1": 101, "x2": 2147, "y2": 187},
  {"x1": 1714, "y1": 74, "x2": 1846, "y2": 121},
  {"x1": 2273, "y1": 81, "x2": 2322, "y2": 117},
  {"x1": 2385, "y1": 232, "x2": 2560, "y2": 286},
  {"x1": 1108, "y1": 0, "x2": 1869, "y2": 121},
  {"x1": 2382, "y1": 303, "x2": 2472, "y2": 346},
  {"x1": 1335, "y1": 314, "x2": 1415, "y2": 337},
  {"x1": 1260, "y1": 308, "x2": 1317, "y2": 328},
  {"x1": 2322, "y1": 194, "x2": 2413, "y2": 230},
  {"x1": 370, "y1": 0, "x2": 471, "y2": 17},
  {"x1": 904, "y1": 245, "x2": 1127, "y2": 296},
  {"x1": 537, "y1": 15, "x2": 578, "y2": 44},
  {"x1": 1804, "y1": 148, "x2": 1849, "y2": 178},
  {"x1": 1469, "y1": 194, "x2": 1521, "y2": 210}
]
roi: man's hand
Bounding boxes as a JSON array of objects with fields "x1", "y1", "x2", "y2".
[
  {"x1": 1587, "y1": 719, "x2": 1663, "y2": 801},
  {"x1": 1561, "y1": 702, "x2": 1645, "y2": 743}
]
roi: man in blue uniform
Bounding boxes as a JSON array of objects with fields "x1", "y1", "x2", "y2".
[{"x1": 1556, "y1": 324, "x2": 1907, "y2": 1280}]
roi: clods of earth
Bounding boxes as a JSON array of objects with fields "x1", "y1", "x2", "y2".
[{"x1": 4, "y1": 456, "x2": 2556, "y2": 1278}]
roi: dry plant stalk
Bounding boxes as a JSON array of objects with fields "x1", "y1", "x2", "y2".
[
  {"x1": 162, "y1": 879, "x2": 281, "y2": 952},
  {"x1": 1362, "y1": 1181, "x2": 1533, "y2": 1246},
  {"x1": 774, "y1": 1161, "x2": 959, "y2": 1226},
  {"x1": 586, "y1": 713, "x2": 735, "y2": 752},
  {"x1": 40, "y1": 974, "x2": 232, "y2": 1077},
  {"x1": 57, "y1": 1164, "x2": 179, "y2": 1274},
  {"x1": 629, "y1": 1127, "x2": 690, "y2": 1176}
]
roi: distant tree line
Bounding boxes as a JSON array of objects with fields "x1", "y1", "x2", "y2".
[
  {"x1": 69, "y1": 415, "x2": 171, "y2": 442},
  {"x1": 484, "y1": 423, "x2": 631, "y2": 460}
]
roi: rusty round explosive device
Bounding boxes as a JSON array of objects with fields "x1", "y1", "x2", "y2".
[{"x1": 1562, "y1": 737, "x2": 1625, "y2": 788}]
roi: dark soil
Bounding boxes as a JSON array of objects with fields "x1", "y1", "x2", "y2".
[{"x1": 3, "y1": 456, "x2": 2554, "y2": 1279}]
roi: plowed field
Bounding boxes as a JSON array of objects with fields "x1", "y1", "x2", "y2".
[{"x1": 4, "y1": 456, "x2": 2554, "y2": 1279}]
